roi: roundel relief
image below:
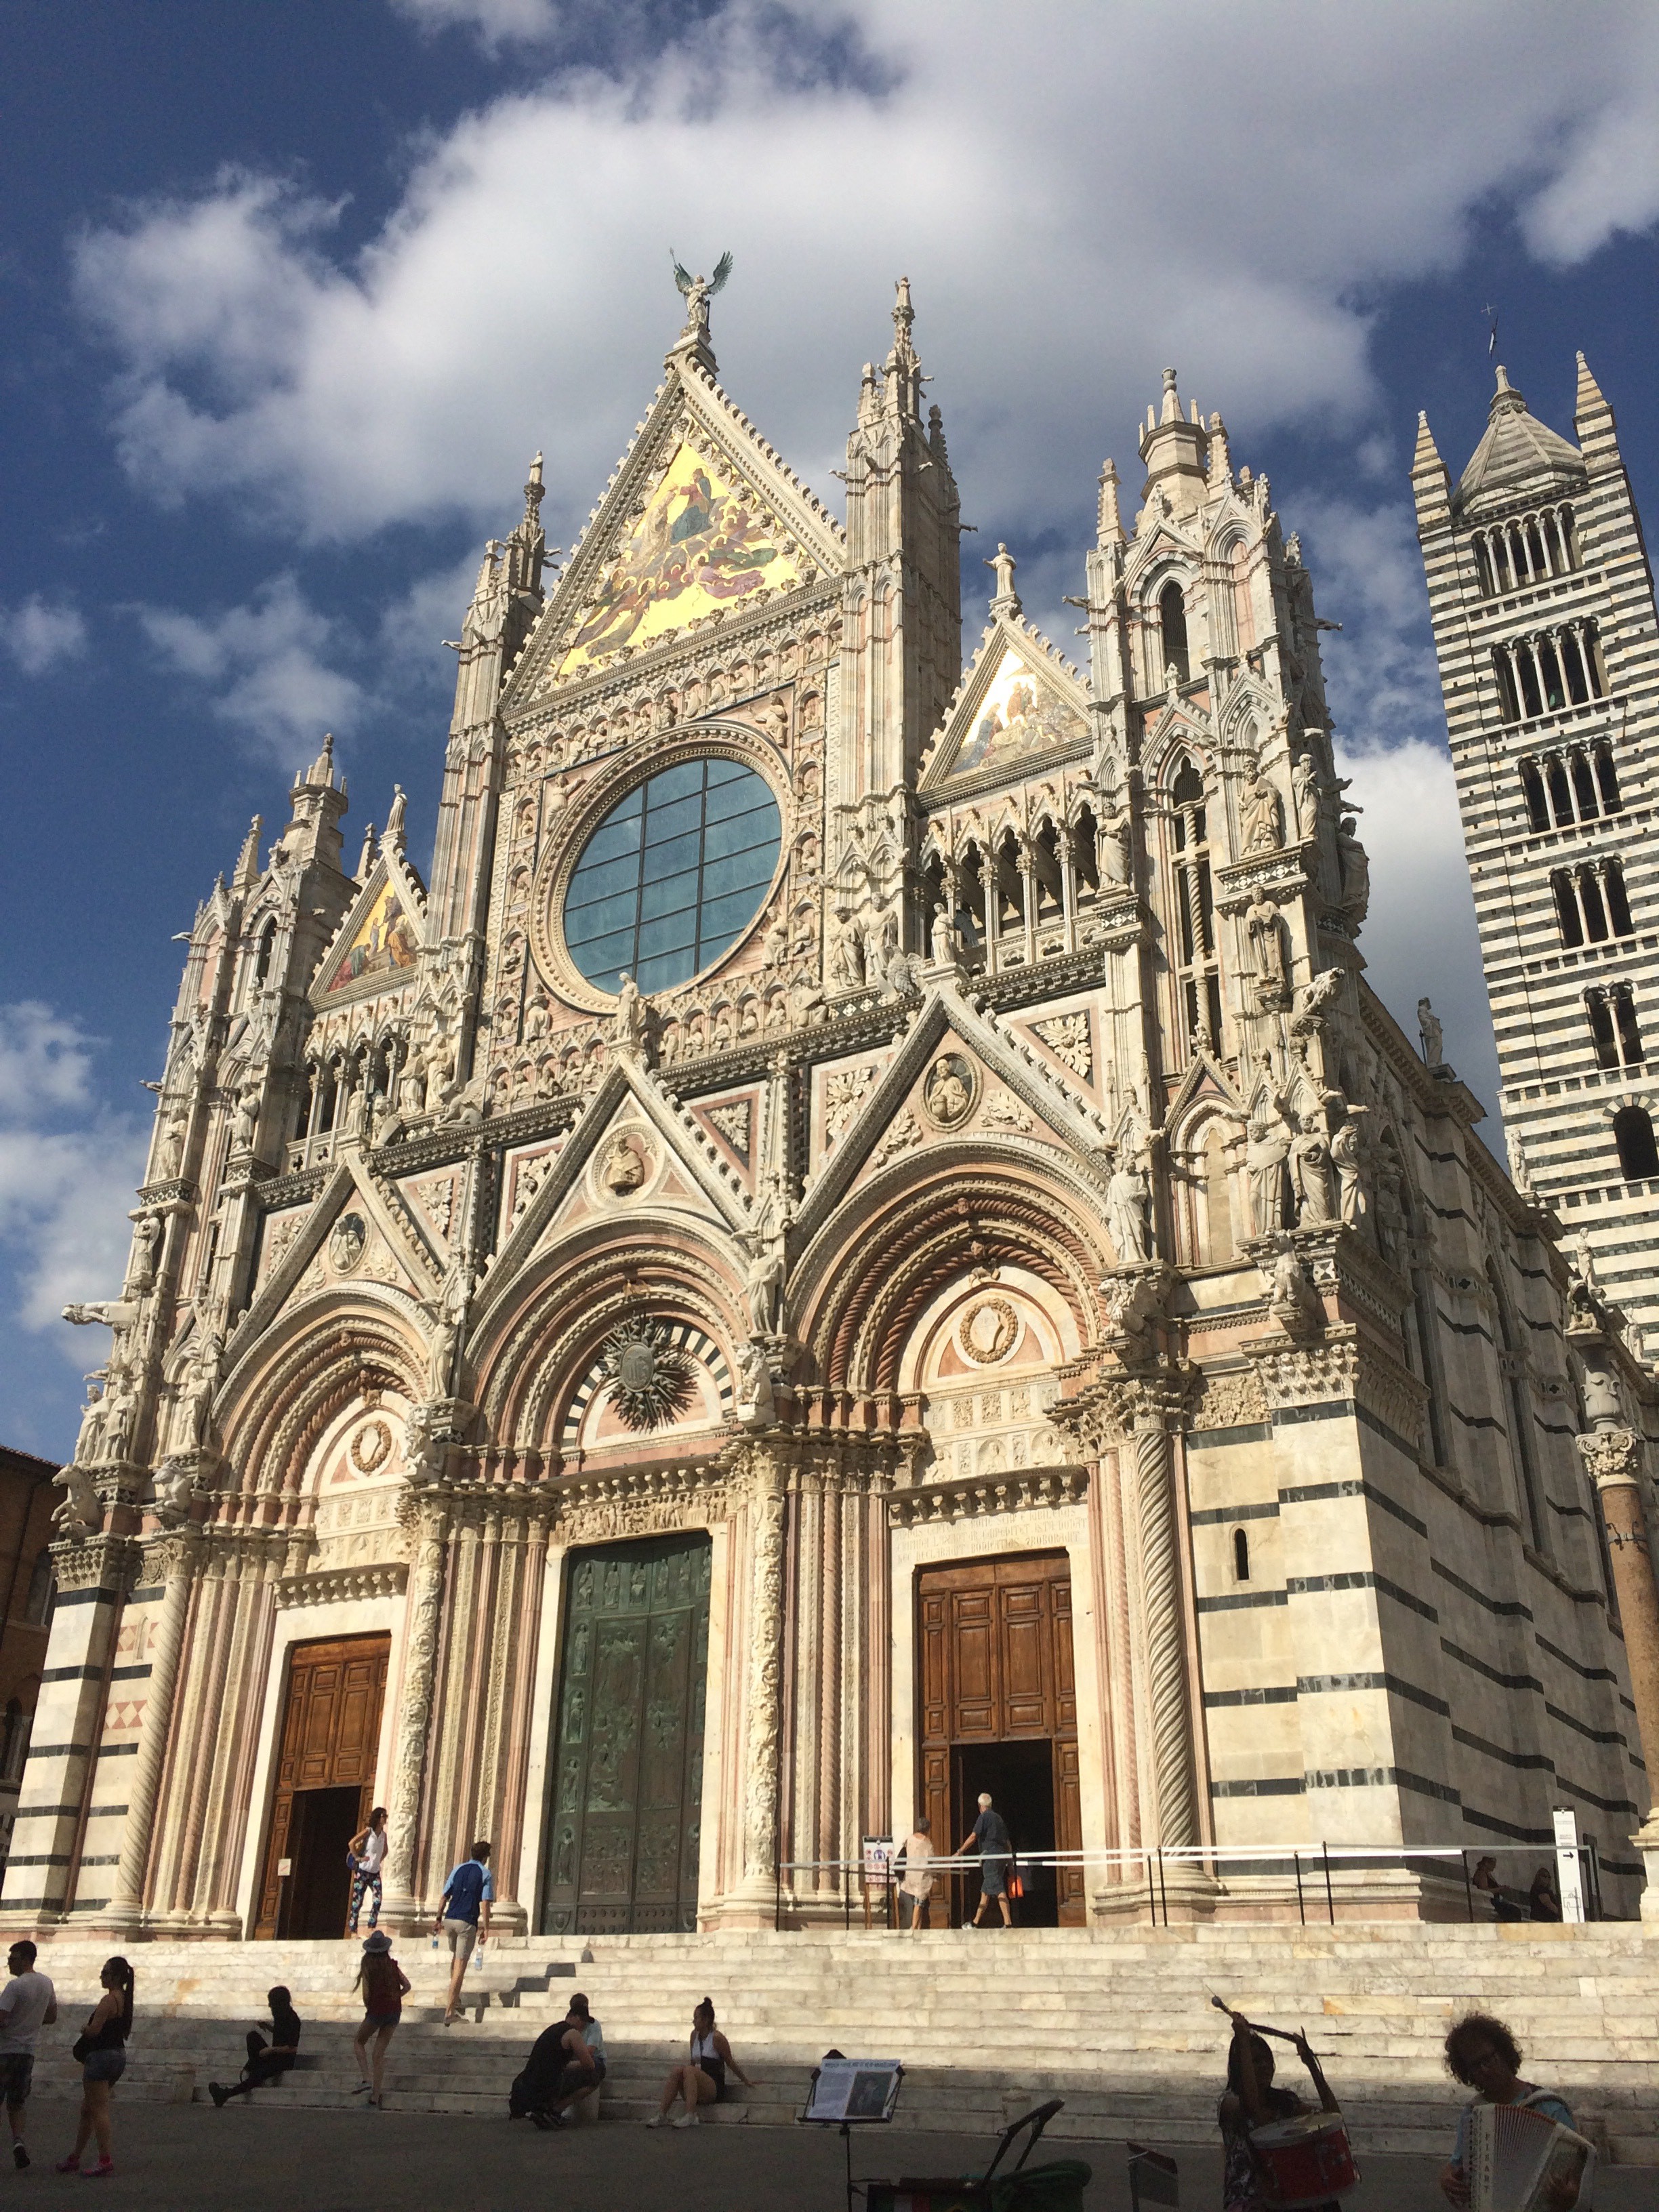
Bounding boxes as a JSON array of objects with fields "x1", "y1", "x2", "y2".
[
  {"x1": 921, "y1": 1052, "x2": 978, "y2": 1130},
  {"x1": 350, "y1": 1418, "x2": 393, "y2": 1474},
  {"x1": 329, "y1": 1212, "x2": 368, "y2": 1272},
  {"x1": 958, "y1": 1296, "x2": 1020, "y2": 1365}
]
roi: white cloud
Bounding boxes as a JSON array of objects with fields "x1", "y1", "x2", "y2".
[
  {"x1": 135, "y1": 573, "x2": 364, "y2": 760},
  {"x1": 3, "y1": 594, "x2": 87, "y2": 678},
  {"x1": 390, "y1": 0, "x2": 560, "y2": 45},
  {"x1": 0, "y1": 1003, "x2": 147, "y2": 1374},
  {"x1": 1295, "y1": 495, "x2": 1444, "y2": 753},
  {"x1": 1334, "y1": 737, "x2": 1501, "y2": 1127},
  {"x1": 68, "y1": 4, "x2": 1659, "y2": 554}
]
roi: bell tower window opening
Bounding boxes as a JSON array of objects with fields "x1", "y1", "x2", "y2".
[
  {"x1": 1168, "y1": 762, "x2": 1221, "y2": 1051},
  {"x1": 1472, "y1": 504, "x2": 1579, "y2": 598},
  {"x1": 1547, "y1": 757, "x2": 1574, "y2": 825},
  {"x1": 1587, "y1": 987, "x2": 1644, "y2": 1072},
  {"x1": 1551, "y1": 869, "x2": 1584, "y2": 948},
  {"x1": 1521, "y1": 759, "x2": 1549, "y2": 832},
  {"x1": 1604, "y1": 859, "x2": 1633, "y2": 936},
  {"x1": 1159, "y1": 580, "x2": 1190, "y2": 686},
  {"x1": 1576, "y1": 865, "x2": 1609, "y2": 943},
  {"x1": 1595, "y1": 742, "x2": 1622, "y2": 813},
  {"x1": 1614, "y1": 1104, "x2": 1659, "y2": 1182}
]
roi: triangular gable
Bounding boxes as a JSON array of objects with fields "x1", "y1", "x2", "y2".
[
  {"x1": 793, "y1": 985, "x2": 1118, "y2": 1249},
  {"x1": 920, "y1": 617, "x2": 1090, "y2": 790},
  {"x1": 310, "y1": 847, "x2": 428, "y2": 1008},
  {"x1": 506, "y1": 362, "x2": 845, "y2": 709},
  {"x1": 1166, "y1": 1051, "x2": 1244, "y2": 1129}
]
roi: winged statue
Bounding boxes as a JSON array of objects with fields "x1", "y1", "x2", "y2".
[{"x1": 671, "y1": 249, "x2": 733, "y2": 340}]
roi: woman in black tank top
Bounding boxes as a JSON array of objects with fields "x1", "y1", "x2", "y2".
[{"x1": 647, "y1": 2001, "x2": 756, "y2": 2129}]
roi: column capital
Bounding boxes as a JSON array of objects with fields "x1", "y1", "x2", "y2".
[{"x1": 1577, "y1": 1425, "x2": 1642, "y2": 1490}]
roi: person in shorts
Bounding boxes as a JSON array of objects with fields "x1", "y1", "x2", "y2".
[
  {"x1": 436, "y1": 1840, "x2": 493, "y2": 2024},
  {"x1": 956, "y1": 1793, "x2": 1015, "y2": 1927},
  {"x1": 56, "y1": 1957, "x2": 131, "y2": 2179},
  {"x1": 352, "y1": 1932, "x2": 409, "y2": 2109},
  {"x1": 0, "y1": 1940, "x2": 56, "y2": 2169}
]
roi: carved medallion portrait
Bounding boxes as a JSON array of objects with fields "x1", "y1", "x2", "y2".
[
  {"x1": 599, "y1": 1131, "x2": 650, "y2": 1197},
  {"x1": 329, "y1": 1212, "x2": 368, "y2": 1272},
  {"x1": 958, "y1": 1296, "x2": 1019, "y2": 1365},
  {"x1": 922, "y1": 1051, "x2": 979, "y2": 1130}
]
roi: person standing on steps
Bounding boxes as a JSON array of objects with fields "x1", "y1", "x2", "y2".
[
  {"x1": 56, "y1": 1957, "x2": 131, "y2": 2179},
  {"x1": 352, "y1": 1931, "x2": 409, "y2": 2110},
  {"x1": 648, "y1": 1999, "x2": 756, "y2": 2127},
  {"x1": 957, "y1": 1793, "x2": 1015, "y2": 1927},
  {"x1": 0, "y1": 1940, "x2": 56, "y2": 2169},
  {"x1": 347, "y1": 1807, "x2": 390, "y2": 1935},
  {"x1": 896, "y1": 1816, "x2": 935, "y2": 1932},
  {"x1": 209, "y1": 1986, "x2": 302, "y2": 2107},
  {"x1": 436, "y1": 1839, "x2": 493, "y2": 2025}
]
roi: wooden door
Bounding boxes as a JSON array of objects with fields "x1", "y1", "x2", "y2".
[
  {"x1": 255, "y1": 1635, "x2": 388, "y2": 1938},
  {"x1": 541, "y1": 1534, "x2": 711, "y2": 1936},
  {"x1": 917, "y1": 1551, "x2": 1084, "y2": 1924}
]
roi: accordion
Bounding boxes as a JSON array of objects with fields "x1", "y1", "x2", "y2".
[{"x1": 1467, "y1": 2100, "x2": 1595, "y2": 2212}]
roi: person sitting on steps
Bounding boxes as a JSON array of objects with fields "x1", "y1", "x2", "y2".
[
  {"x1": 957, "y1": 1792, "x2": 1015, "y2": 1927},
  {"x1": 648, "y1": 1999, "x2": 755, "y2": 2128},
  {"x1": 209, "y1": 1986, "x2": 302, "y2": 2106},
  {"x1": 508, "y1": 1993, "x2": 605, "y2": 2131}
]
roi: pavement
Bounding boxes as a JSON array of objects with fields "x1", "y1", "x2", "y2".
[{"x1": 0, "y1": 2106, "x2": 1646, "y2": 2212}]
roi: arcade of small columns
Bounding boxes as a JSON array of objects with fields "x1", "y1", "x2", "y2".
[{"x1": 43, "y1": 1135, "x2": 1270, "y2": 1935}]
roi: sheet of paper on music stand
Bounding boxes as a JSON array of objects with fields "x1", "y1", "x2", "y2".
[{"x1": 804, "y1": 2060, "x2": 904, "y2": 2123}]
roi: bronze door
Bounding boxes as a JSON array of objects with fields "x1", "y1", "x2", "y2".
[
  {"x1": 918, "y1": 1551, "x2": 1084, "y2": 1925},
  {"x1": 255, "y1": 1634, "x2": 388, "y2": 1938},
  {"x1": 541, "y1": 1534, "x2": 711, "y2": 1935}
]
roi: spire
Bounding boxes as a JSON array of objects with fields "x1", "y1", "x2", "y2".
[
  {"x1": 1490, "y1": 361, "x2": 1523, "y2": 413},
  {"x1": 882, "y1": 275, "x2": 923, "y2": 419},
  {"x1": 354, "y1": 823, "x2": 376, "y2": 880},
  {"x1": 302, "y1": 732, "x2": 337, "y2": 790},
  {"x1": 1097, "y1": 459, "x2": 1124, "y2": 550},
  {"x1": 1573, "y1": 348, "x2": 1619, "y2": 468},
  {"x1": 1160, "y1": 365, "x2": 1181, "y2": 426},
  {"x1": 1138, "y1": 365, "x2": 1208, "y2": 512},
  {"x1": 1207, "y1": 413, "x2": 1231, "y2": 487},
  {"x1": 232, "y1": 815, "x2": 262, "y2": 893},
  {"x1": 1411, "y1": 407, "x2": 1450, "y2": 512},
  {"x1": 523, "y1": 449, "x2": 544, "y2": 528},
  {"x1": 1452, "y1": 364, "x2": 1586, "y2": 516},
  {"x1": 1412, "y1": 410, "x2": 1442, "y2": 470}
]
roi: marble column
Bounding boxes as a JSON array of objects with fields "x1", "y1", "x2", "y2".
[
  {"x1": 103, "y1": 1532, "x2": 199, "y2": 1931},
  {"x1": 1132, "y1": 1417, "x2": 1198, "y2": 1848},
  {"x1": 727, "y1": 1454, "x2": 787, "y2": 1919},
  {"x1": 380, "y1": 1497, "x2": 451, "y2": 1929},
  {"x1": 1578, "y1": 1425, "x2": 1659, "y2": 1915}
]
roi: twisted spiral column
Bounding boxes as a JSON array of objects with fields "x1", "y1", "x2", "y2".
[
  {"x1": 104, "y1": 1532, "x2": 199, "y2": 1929},
  {"x1": 1134, "y1": 1419, "x2": 1198, "y2": 1847},
  {"x1": 379, "y1": 1499, "x2": 450, "y2": 1925},
  {"x1": 738, "y1": 1460, "x2": 788, "y2": 1901}
]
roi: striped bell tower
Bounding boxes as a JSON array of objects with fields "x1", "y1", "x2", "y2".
[{"x1": 1414, "y1": 356, "x2": 1659, "y2": 1346}]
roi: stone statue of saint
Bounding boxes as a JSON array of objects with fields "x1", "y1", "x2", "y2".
[
  {"x1": 930, "y1": 908, "x2": 959, "y2": 966},
  {"x1": 1242, "y1": 771, "x2": 1283, "y2": 854},
  {"x1": 423, "y1": 1263, "x2": 474, "y2": 1400},
  {"x1": 745, "y1": 1241, "x2": 785, "y2": 1336},
  {"x1": 1246, "y1": 1107, "x2": 1292, "y2": 1235},
  {"x1": 602, "y1": 1133, "x2": 645, "y2": 1195},
  {"x1": 1292, "y1": 751, "x2": 1322, "y2": 842},
  {"x1": 1290, "y1": 1109, "x2": 1335, "y2": 1225},
  {"x1": 1336, "y1": 817, "x2": 1370, "y2": 920},
  {"x1": 1330, "y1": 1105, "x2": 1368, "y2": 1225},
  {"x1": 1106, "y1": 1154, "x2": 1152, "y2": 1264},
  {"x1": 1244, "y1": 892, "x2": 1287, "y2": 995},
  {"x1": 1417, "y1": 997, "x2": 1444, "y2": 1067},
  {"x1": 129, "y1": 1212, "x2": 162, "y2": 1290},
  {"x1": 831, "y1": 927, "x2": 865, "y2": 992},
  {"x1": 612, "y1": 972, "x2": 646, "y2": 1050},
  {"x1": 735, "y1": 1340, "x2": 775, "y2": 1429},
  {"x1": 1099, "y1": 812, "x2": 1132, "y2": 886}
]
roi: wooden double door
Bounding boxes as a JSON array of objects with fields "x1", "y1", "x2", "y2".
[
  {"x1": 918, "y1": 1551, "x2": 1084, "y2": 1925},
  {"x1": 541, "y1": 1533, "x2": 711, "y2": 1936},
  {"x1": 255, "y1": 1634, "x2": 388, "y2": 1939}
]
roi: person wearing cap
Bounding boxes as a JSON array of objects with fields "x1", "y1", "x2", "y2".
[
  {"x1": 208, "y1": 1986, "x2": 302, "y2": 2107},
  {"x1": 352, "y1": 1931, "x2": 409, "y2": 2110},
  {"x1": 508, "y1": 1993, "x2": 606, "y2": 2131}
]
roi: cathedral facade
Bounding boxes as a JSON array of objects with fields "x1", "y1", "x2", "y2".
[{"x1": 7, "y1": 283, "x2": 1654, "y2": 1940}]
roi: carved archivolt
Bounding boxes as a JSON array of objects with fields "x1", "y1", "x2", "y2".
[{"x1": 219, "y1": 1309, "x2": 424, "y2": 1500}]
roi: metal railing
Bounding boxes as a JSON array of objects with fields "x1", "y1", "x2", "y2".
[{"x1": 773, "y1": 1839, "x2": 1610, "y2": 1931}]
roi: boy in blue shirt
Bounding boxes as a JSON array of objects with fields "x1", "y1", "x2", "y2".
[{"x1": 436, "y1": 1840, "x2": 494, "y2": 2024}]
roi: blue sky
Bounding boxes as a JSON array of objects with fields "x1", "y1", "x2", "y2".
[{"x1": 2, "y1": 0, "x2": 1657, "y2": 1458}]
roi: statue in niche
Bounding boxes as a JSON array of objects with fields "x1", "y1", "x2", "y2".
[
  {"x1": 1289, "y1": 1107, "x2": 1335, "y2": 1225},
  {"x1": 744, "y1": 1240, "x2": 785, "y2": 1336},
  {"x1": 128, "y1": 1212, "x2": 162, "y2": 1290},
  {"x1": 1330, "y1": 1104, "x2": 1368, "y2": 1225},
  {"x1": 930, "y1": 908, "x2": 960, "y2": 967},
  {"x1": 1106, "y1": 1151, "x2": 1152, "y2": 1264},
  {"x1": 1099, "y1": 812, "x2": 1132, "y2": 886},
  {"x1": 831, "y1": 926, "x2": 865, "y2": 992},
  {"x1": 1242, "y1": 769, "x2": 1283, "y2": 854},
  {"x1": 183, "y1": 1317, "x2": 226, "y2": 1450},
  {"x1": 422, "y1": 1262, "x2": 474, "y2": 1399},
  {"x1": 1245, "y1": 890, "x2": 1288, "y2": 998},
  {"x1": 611, "y1": 972, "x2": 646, "y2": 1051},
  {"x1": 1336, "y1": 817, "x2": 1370, "y2": 922},
  {"x1": 1292, "y1": 751, "x2": 1322, "y2": 842},
  {"x1": 1246, "y1": 1103, "x2": 1293, "y2": 1235}
]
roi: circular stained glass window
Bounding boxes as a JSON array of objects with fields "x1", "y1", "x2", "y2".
[{"x1": 562, "y1": 756, "x2": 782, "y2": 996}]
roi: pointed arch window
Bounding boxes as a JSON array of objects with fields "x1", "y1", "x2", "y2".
[
  {"x1": 1159, "y1": 581, "x2": 1190, "y2": 685},
  {"x1": 1168, "y1": 762, "x2": 1221, "y2": 1052},
  {"x1": 1232, "y1": 1528, "x2": 1250, "y2": 1582},
  {"x1": 254, "y1": 918, "x2": 277, "y2": 985},
  {"x1": 1614, "y1": 1105, "x2": 1659, "y2": 1182}
]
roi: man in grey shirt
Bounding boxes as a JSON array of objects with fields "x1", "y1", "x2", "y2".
[
  {"x1": 957, "y1": 1793, "x2": 1015, "y2": 1928},
  {"x1": 0, "y1": 1940, "x2": 57, "y2": 2169}
]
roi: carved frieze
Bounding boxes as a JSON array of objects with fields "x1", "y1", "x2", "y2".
[
  {"x1": 275, "y1": 1562, "x2": 410, "y2": 1610},
  {"x1": 552, "y1": 1465, "x2": 735, "y2": 1548},
  {"x1": 888, "y1": 1465, "x2": 1089, "y2": 1527},
  {"x1": 1191, "y1": 1368, "x2": 1269, "y2": 1431}
]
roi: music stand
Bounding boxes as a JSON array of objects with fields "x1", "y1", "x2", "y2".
[{"x1": 800, "y1": 2057, "x2": 905, "y2": 2211}]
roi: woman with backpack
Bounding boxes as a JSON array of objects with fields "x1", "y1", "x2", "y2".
[
  {"x1": 57, "y1": 1957, "x2": 133, "y2": 2177},
  {"x1": 352, "y1": 1931, "x2": 409, "y2": 2110}
]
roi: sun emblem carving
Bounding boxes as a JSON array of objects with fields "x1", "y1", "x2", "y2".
[
  {"x1": 600, "y1": 1319, "x2": 698, "y2": 1432},
  {"x1": 958, "y1": 1296, "x2": 1019, "y2": 1366},
  {"x1": 350, "y1": 1418, "x2": 393, "y2": 1474}
]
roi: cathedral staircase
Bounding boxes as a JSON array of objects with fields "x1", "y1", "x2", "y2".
[{"x1": 18, "y1": 1923, "x2": 1659, "y2": 2163}]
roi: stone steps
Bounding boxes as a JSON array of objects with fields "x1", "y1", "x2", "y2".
[{"x1": 16, "y1": 1925, "x2": 1658, "y2": 2163}]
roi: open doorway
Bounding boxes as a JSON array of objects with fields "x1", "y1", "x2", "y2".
[
  {"x1": 281, "y1": 1786, "x2": 361, "y2": 1938},
  {"x1": 953, "y1": 1738, "x2": 1058, "y2": 1927}
]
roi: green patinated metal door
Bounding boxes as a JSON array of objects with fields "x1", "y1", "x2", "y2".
[{"x1": 540, "y1": 1533, "x2": 711, "y2": 1934}]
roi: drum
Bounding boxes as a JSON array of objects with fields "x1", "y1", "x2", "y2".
[{"x1": 1249, "y1": 2112, "x2": 1359, "y2": 2207}]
